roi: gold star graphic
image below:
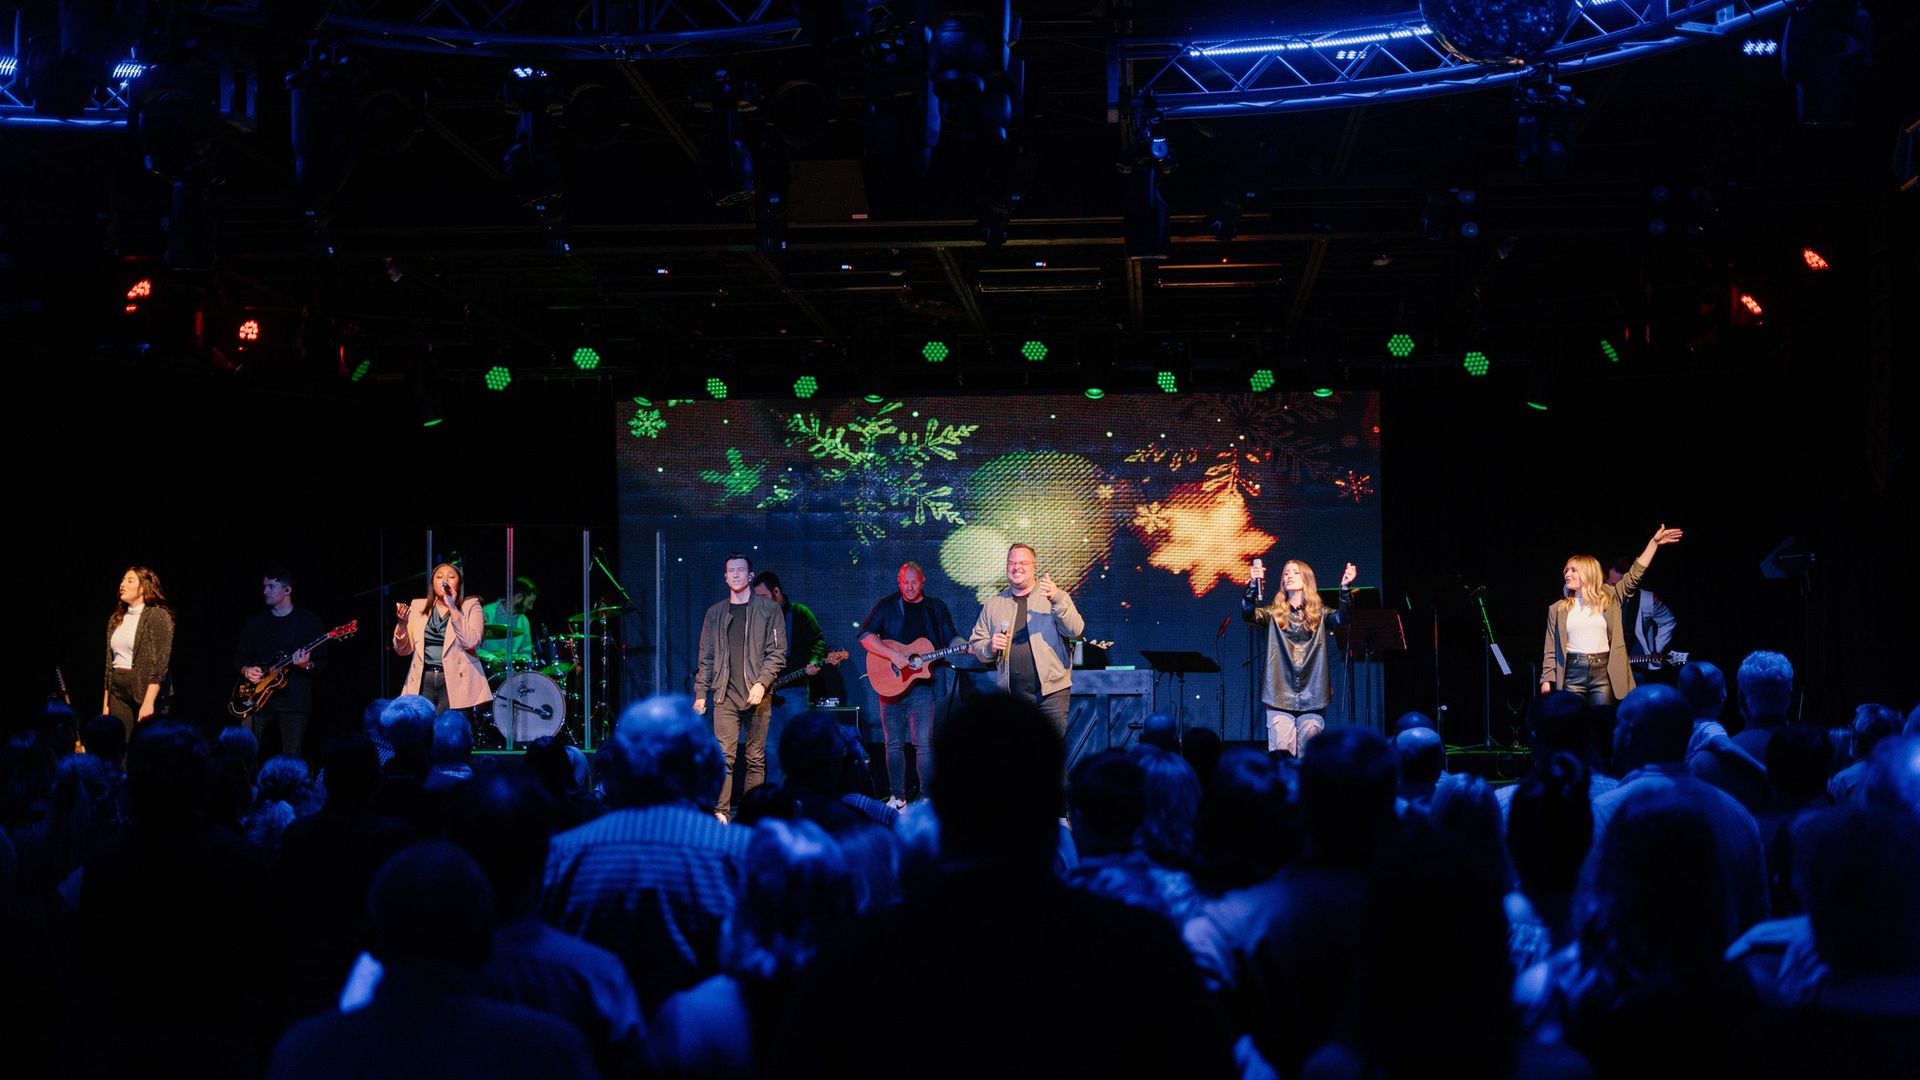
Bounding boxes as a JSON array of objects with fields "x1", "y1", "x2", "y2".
[{"x1": 1145, "y1": 487, "x2": 1276, "y2": 597}]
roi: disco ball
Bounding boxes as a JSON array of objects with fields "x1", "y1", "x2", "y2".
[{"x1": 1419, "y1": 0, "x2": 1579, "y2": 67}]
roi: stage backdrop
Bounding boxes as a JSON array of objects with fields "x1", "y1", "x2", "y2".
[{"x1": 615, "y1": 391, "x2": 1384, "y2": 743}]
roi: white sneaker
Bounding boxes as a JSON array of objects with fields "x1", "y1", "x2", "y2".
[
  {"x1": 714, "y1": 811, "x2": 729, "y2": 824},
  {"x1": 885, "y1": 797, "x2": 908, "y2": 811}
]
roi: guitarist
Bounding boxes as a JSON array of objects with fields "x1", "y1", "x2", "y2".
[
  {"x1": 1607, "y1": 555, "x2": 1679, "y2": 685},
  {"x1": 752, "y1": 570, "x2": 829, "y2": 785},
  {"x1": 858, "y1": 562, "x2": 966, "y2": 809},
  {"x1": 234, "y1": 567, "x2": 327, "y2": 758}
]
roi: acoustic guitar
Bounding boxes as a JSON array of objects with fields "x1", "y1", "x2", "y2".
[
  {"x1": 865, "y1": 638, "x2": 975, "y2": 698},
  {"x1": 229, "y1": 620, "x2": 359, "y2": 718}
]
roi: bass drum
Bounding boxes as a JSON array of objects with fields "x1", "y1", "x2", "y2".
[{"x1": 490, "y1": 671, "x2": 566, "y2": 744}]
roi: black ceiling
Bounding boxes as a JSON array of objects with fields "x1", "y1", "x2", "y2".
[{"x1": 2, "y1": 1, "x2": 1913, "y2": 400}]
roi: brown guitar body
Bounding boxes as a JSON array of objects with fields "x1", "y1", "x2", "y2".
[{"x1": 865, "y1": 638, "x2": 971, "y2": 698}]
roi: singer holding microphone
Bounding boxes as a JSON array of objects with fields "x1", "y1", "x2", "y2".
[
  {"x1": 1245, "y1": 557, "x2": 1358, "y2": 756},
  {"x1": 969, "y1": 543, "x2": 1085, "y2": 739},
  {"x1": 392, "y1": 561, "x2": 491, "y2": 715}
]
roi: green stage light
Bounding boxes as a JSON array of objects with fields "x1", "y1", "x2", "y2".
[
  {"x1": 1249, "y1": 368, "x2": 1275, "y2": 392},
  {"x1": 349, "y1": 359, "x2": 371, "y2": 383},
  {"x1": 484, "y1": 366, "x2": 512, "y2": 392},
  {"x1": 571, "y1": 346, "x2": 600, "y2": 371},
  {"x1": 1462, "y1": 350, "x2": 1490, "y2": 377},
  {"x1": 1084, "y1": 387, "x2": 1105, "y2": 400},
  {"x1": 1312, "y1": 387, "x2": 1335, "y2": 398},
  {"x1": 863, "y1": 393, "x2": 885, "y2": 404},
  {"x1": 1021, "y1": 340, "x2": 1048, "y2": 362},
  {"x1": 1387, "y1": 332, "x2": 1415, "y2": 358},
  {"x1": 1155, "y1": 371, "x2": 1179, "y2": 393},
  {"x1": 793, "y1": 375, "x2": 819, "y2": 398},
  {"x1": 922, "y1": 340, "x2": 950, "y2": 363},
  {"x1": 422, "y1": 416, "x2": 445, "y2": 428},
  {"x1": 1526, "y1": 401, "x2": 1550, "y2": 411},
  {"x1": 1600, "y1": 340, "x2": 1620, "y2": 363},
  {"x1": 705, "y1": 377, "x2": 728, "y2": 400}
]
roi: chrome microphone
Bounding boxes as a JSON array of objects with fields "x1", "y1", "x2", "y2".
[
  {"x1": 1252, "y1": 558, "x2": 1265, "y2": 602},
  {"x1": 997, "y1": 620, "x2": 1010, "y2": 662}
]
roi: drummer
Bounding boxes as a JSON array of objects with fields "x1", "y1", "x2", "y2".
[{"x1": 480, "y1": 576, "x2": 541, "y2": 672}]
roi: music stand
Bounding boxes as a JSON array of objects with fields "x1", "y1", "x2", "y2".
[
  {"x1": 1139, "y1": 650, "x2": 1222, "y2": 732},
  {"x1": 1337, "y1": 607, "x2": 1405, "y2": 731}
]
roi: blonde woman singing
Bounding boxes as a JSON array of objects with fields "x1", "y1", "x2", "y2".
[
  {"x1": 1540, "y1": 524, "x2": 1684, "y2": 706},
  {"x1": 1245, "y1": 558, "x2": 1359, "y2": 756}
]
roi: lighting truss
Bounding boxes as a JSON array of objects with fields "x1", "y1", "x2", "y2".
[{"x1": 1114, "y1": 0, "x2": 1792, "y2": 119}]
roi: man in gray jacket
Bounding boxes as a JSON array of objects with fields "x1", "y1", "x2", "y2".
[
  {"x1": 693, "y1": 553, "x2": 786, "y2": 820},
  {"x1": 968, "y1": 543, "x2": 1086, "y2": 738}
]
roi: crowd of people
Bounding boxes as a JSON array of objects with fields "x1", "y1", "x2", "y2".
[{"x1": 2, "y1": 645, "x2": 1915, "y2": 1079}]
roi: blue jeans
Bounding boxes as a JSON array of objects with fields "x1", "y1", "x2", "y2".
[{"x1": 879, "y1": 682, "x2": 939, "y2": 800}]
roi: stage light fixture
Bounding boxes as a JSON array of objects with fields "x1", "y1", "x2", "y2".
[
  {"x1": 1525, "y1": 360, "x2": 1554, "y2": 410},
  {"x1": 1599, "y1": 340, "x2": 1620, "y2": 363},
  {"x1": 922, "y1": 340, "x2": 950, "y2": 363},
  {"x1": 1386, "y1": 332, "x2": 1415, "y2": 358},
  {"x1": 571, "y1": 346, "x2": 601, "y2": 371},
  {"x1": 1312, "y1": 387, "x2": 1335, "y2": 399},
  {"x1": 483, "y1": 366, "x2": 512, "y2": 392},
  {"x1": 863, "y1": 393, "x2": 886, "y2": 404},
  {"x1": 794, "y1": 374, "x2": 819, "y2": 398},
  {"x1": 237, "y1": 319, "x2": 261, "y2": 343},
  {"x1": 1249, "y1": 368, "x2": 1275, "y2": 392},
  {"x1": 1020, "y1": 340, "x2": 1048, "y2": 362},
  {"x1": 1802, "y1": 248, "x2": 1830, "y2": 270},
  {"x1": 1155, "y1": 370, "x2": 1179, "y2": 393},
  {"x1": 126, "y1": 279, "x2": 152, "y2": 300},
  {"x1": 349, "y1": 359, "x2": 371, "y2": 382},
  {"x1": 1462, "y1": 350, "x2": 1490, "y2": 376},
  {"x1": 1084, "y1": 387, "x2": 1106, "y2": 400},
  {"x1": 1739, "y1": 293, "x2": 1764, "y2": 316},
  {"x1": 1742, "y1": 38, "x2": 1778, "y2": 56},
  {"x1": 705, "y1": 377, "x2": 728, "y2": 400}
]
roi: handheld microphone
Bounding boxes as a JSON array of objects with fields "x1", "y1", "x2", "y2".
[
  {"x1": 997, "y1": 620, "x2": 1010, "y2": 662},
  {"x1": 1251, "y1": 558, "x2": 1264, "y2": 602}
]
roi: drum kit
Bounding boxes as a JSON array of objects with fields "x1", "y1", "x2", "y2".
[{"x1": 474, "y1": 604, "x2": 623, "y2": 747}]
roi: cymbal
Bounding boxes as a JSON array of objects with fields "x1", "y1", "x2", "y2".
[
  {"x1": 483, "y1": 623, "x2": 518, "y2": 634},
  {"x1": 550, "y1": 632, "x2": 590, "y2": 640},
  {"x1": 566, "y1": 606, "x2": 623, "y2": 624}
]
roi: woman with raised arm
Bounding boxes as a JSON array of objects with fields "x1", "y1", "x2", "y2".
[
  {"x1": 392, "y1": 561, "x2": 490, "y2": 715},
  {"x1": 1540, "y1": 524, "x2": 1684, "y2": 706},
  {"x1": 1245, "y1": 558, "x2": 1359, "y2": 756},
  {"x1": 102, "y1": 566, "x2": 175, "y2": 738}
]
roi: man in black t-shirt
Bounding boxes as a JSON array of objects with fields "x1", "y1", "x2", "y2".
[
  {"x1": 235, "y1": 567, "x2": 328, "y2": 758},
  {"x1": 859, "y1": 562, "x2": 965, "y2": 807}
]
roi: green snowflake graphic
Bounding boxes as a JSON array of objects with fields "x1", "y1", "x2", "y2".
[
  {"x1": 700, "y1": 448, "x2": 767, "y2": 500},
  {"x1": 770, "y1": 399, "x2": 978, "y2": 546},
  {"x1": 629, "y1": 404, "x2": 667, "y2": 439}
]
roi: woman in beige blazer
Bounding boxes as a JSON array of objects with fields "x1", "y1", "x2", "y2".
[
  {"x1": 1541, "y1": 524, "x2": 1683, "y2": 706},
  {"x1": 393, "y1": 561, "x2": 491, "y2": 713}
]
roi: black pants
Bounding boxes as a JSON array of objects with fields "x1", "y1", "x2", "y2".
[
  {"x1": 107, "y1": 667, "x2": 141, "y2": 740},
  {"x1": 712, "y1": 697, "x2": 770, "y2": 816},
  {"x1": 251, "y1": 708, "x2": 310, "y2": 760},
  {"x1": 1564, "y1": 653, "x2": 1616, "y2": 708}
]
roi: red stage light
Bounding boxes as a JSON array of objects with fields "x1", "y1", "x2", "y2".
[
  {"x1": 1739, "y1": 294, "x2": 1764, "y2": 316},
  {"x1": 124, "y1": 304, "x2": 138, "y2": 314},
  {"x1": 126, "y1": 279, "x2": 152, "y2": 300},
  {"x1": 1801, "y1": 248, "x2": 1830, "y2": 271},
  {"x1": 238, "y1": 319, "x2": 261, "y2": 342}
]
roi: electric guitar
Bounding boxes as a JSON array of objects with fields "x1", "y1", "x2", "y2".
[
  {"x1": 866, "y1": 638, "x2": 975, "y2": 698},
  {"x1": 229, "y1": 620, "x2": 359, "y2": 718},
  {"x1": 769, "y1": 649, "x2": 850, "y2": 700},
  {"x1": 1627, "y1": 649, "x2": 1689, "y2": 668}
]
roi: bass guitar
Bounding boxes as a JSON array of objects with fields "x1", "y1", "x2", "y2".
[
  {"x1": 865, "y1": 638, "x2": 976, "y2": 698},
  {"x1": 229, "y1": 620, "x2": 359, "y2": 719}
]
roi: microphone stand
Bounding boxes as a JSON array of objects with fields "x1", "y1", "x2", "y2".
[
  {"x1": 1215, "y1": 613, "x2": 1230, "y2": 738},
  {"x1": 1472, "y1": 586, "x2": 1496, "y2": 749}
]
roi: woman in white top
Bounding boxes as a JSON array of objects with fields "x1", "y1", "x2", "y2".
[
  {"x1": 102, "y1": 566, "x2": 176, "y2": 738},
  {"x1": 1540, "y1": 525, "x2": 1683, "y2": 707}
]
